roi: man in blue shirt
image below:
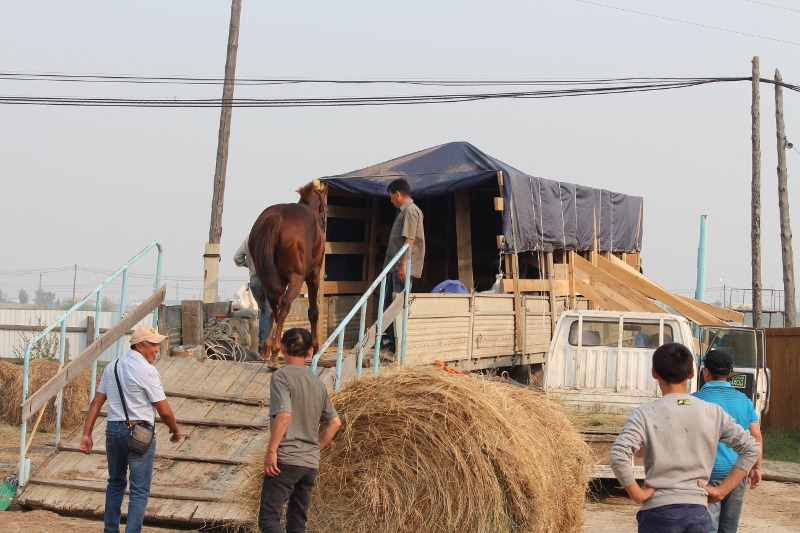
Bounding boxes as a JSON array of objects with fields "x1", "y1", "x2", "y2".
[{"x1": 693, "y1": 350, "x2": 763, "y2": 533}]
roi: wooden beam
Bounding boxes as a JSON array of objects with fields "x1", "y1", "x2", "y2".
[
  {"x1": 572, "y1": 254, "x2": 664, "y2": 313},
  {"x1": 163, "y1": 388, "x2": 268, "y2": 406},
  {"x1": 500, "y1": 279, "x2": 570, "y2": 295},
  {"x1": 181, "y1": 300, "x2": 203, "y2": 346},
  {"x1": 454, "y1": 191, "x2": 474, "y2": 291},
  {"x1": 87, "y1": 408, "x2": 268, "y2": 429},
  {"x1": 595, "y1": 255, "x2": 727, "y2": 326},
  {"x1": 496, "y1": 235, "x2": 504, "y2": 249},
  {"x1": 20, "y1": 286, "x2": 167, "y2": 423},
  {"x1": 573, "y1": 278, "x2": 630, "y2": 312},
  {"x1": 604, "y1": 254, "x2": 741, "y2": 322},
  {"x1": 569, "y1": 251, "x2": 577, "y2": 309},
  {"x1": 326, "y1": 205, "x2": 371, "y2": 220},
  {"x1": 58, "y1": 442, "x2": 249, "y2": 465},
  {"x1": 674, "y1": 294, "x2": 745, "y2": 323},
  {"x1": 301, "y1": 280, "x2": 371, "y2": 295},
  {"x1": 546, "y1": 252, "x2": 558, "y2": 334},
  {"x1": 366, "y1": 198, "x2": 379, "y2": 323},
  {"x1": 325, "y1": 242, "x2": 371, "y2": 255},
  {"x1": 494, "y1": 197, "x2": 504, "y2": 211},
  {"x1": 29, "y1": 477, "x2": 222, "y2": 502}
]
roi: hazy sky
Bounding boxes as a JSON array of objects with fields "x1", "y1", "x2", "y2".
[{"x1": 1, "y1": 1, "x2": 798, "y2": 308}]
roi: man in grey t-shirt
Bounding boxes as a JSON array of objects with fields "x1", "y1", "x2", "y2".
[
  {"x1": 380, "y1": 178, "x2": 425, "y2": 352},
  {"x1": 259, "y1": 328, "x2": 341, "y2": 533}
]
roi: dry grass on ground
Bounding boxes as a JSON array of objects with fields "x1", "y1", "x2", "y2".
[{"x1": 0, "y1": 360, "x2": 94, "y2": 431}]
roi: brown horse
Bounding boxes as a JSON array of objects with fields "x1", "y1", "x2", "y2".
[{"x1": 249, "y1": 181, "x2": 327, "y2": 369}]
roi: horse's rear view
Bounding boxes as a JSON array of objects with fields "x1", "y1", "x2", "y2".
[{"x1": 249, "y1": 181, "x2": 327, "y2": 368}]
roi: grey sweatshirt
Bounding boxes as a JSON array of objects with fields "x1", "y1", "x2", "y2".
[{"x1": 609, "y1": 393, "x2": 760, "y2": 510}]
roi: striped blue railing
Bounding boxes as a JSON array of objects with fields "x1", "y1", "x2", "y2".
[
  {"x1": 18, "y1": 240, "x2": 162, "y2": 485},
  {"x1": 310, "y1": 245, "x2": 411, "y2": 391}
]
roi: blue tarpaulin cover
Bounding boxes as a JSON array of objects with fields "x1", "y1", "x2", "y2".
[{"x1": 320, "y1": 142, "x2": 643, "y2": 254}]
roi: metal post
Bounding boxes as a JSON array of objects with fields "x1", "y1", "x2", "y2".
[
  {"x1": 374, "y1": 278, "x2": 387, "y2": 376},
  {"x1": 400, "y1": 254, "x2": 412, "y2": 365},
  {"x1": 54, "y1": 321, "x2": 67, "y2": 445},
  {"x1": 153, "y1": 243, "x2": 163, "y2": 328},
  {"x1": 90, "y1": 288, "x2": 102, "y2": 400},
  {"x1": 116, "y1": 270, "x2": 129, "y2": 359},
  {"x1": 18, "y1": 344, "x2": 32, "y2": 485},
  {"x1": 334, "y1": 331, "x2": 344, "y2": 392},
  {"x1": 356, "y1": 303, "x2": 367, "y2": 377}
]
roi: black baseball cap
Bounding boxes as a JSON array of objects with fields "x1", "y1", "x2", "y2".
[{"x1": 703, "y1": 349, "x2": 733, "y2": 376}]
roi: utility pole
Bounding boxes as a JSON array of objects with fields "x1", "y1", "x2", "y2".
[
  {"x1": 204, "y1": 0, "x2": 242, "y2": 303},
  {"x1": 775, "y1": 68, "x2": 796, "y2": 326},
  {"x1": 751, "y1": 56, "x2": 763, "y2": 328},
  {"x1": 72, "y1": 263, "x2": 77, "y2": 304}
]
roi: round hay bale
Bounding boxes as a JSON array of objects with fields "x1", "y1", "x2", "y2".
[
  {"x1": 237, "y1": 366, "x2": 592, "y2": 533},
  {"x1": 0, "y1": 359, "x2": 94, "y2": 431}
]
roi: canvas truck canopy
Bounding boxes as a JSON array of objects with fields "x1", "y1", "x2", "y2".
[{"x1": 320, "y1": 142, "x2": 643, "y2": 254}]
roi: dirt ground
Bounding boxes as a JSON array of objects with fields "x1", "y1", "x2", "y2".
[{"x1": 2, "y1": 422, "x2": 800, "y2": 532}]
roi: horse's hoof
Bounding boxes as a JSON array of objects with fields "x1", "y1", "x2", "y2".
[{"x1": 268, "y1": 362, "x2": 281, "y2": 370}]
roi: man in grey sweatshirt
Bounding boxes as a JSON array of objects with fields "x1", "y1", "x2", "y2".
[{"x1": 609, "y1": 343, "x2": 760, "y2": 533}]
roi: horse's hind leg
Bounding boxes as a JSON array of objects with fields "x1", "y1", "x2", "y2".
[
  {"x1": 306, "y1": 271, "x2": 322, "y2": 353},
  {"x1": 259, "y1": 297, "x2": 278, "y2": 362},
  {"x1": 267, "y1": 275, "x2": 305, "y2": 370}
]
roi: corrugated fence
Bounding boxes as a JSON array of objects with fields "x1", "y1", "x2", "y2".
[{"x1": 0, "y1": 309, "x2": 155, "y2": 363}]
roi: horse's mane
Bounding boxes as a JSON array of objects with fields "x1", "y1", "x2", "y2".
[{"x1": 297, "y1": 181, "x2": 319, "y2": 206}]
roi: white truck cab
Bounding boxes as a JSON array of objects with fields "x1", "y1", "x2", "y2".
[{"x1": 543, "y1": 310, "x2": 697, "y2": 414}]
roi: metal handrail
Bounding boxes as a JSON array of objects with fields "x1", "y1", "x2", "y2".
[
  {"x1": 18, "y1": 240, "x2": 162, "y2": 485},
  {"x1": 310, "y1": 244, "x2": 411, "y2": 391}
]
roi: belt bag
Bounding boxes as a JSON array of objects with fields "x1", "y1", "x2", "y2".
[
  {"x1": 114, "y1": 361, "x2": 154, "y2": 455},
  {"x1": 128, "y1": 422, "x2": 154, "y2": 454}
]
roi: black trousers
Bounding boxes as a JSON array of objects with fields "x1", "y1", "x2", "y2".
[{"x1": 258, "y1": 463, "x2": 318, "y2": 533}]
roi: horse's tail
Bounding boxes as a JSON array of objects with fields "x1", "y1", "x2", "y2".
[{"x1": 249, "y1": 216, "x2": 284, "y2": 301}]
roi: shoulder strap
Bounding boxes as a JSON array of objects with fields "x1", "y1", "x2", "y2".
[{"x1": 113, "y1": 360, "x2": 131, "y2": 424}]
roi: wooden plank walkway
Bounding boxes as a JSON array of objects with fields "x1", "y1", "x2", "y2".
[
  {"x1": 17, "y1": 357, "x2": 274, "y2": 526},
  {"x1": 17, "y1": 352, "x2": 358, "y2": 526}
]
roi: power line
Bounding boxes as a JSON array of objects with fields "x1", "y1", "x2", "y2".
[
  {"x1": 0, "y1": 72, "x2": 755, "y2": 87},
  {"x1": 745, "y1": 0, "x2": 800, "y2": 14},
  {"x1": 575, "y1": 0, "x2": 800, "y2": 46},
  {"x1": 4, "y1": 77, "x2": 789, "y2": 108}
]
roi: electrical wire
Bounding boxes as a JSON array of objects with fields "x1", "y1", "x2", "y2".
[
  {"x1": 0, "y1": 78, "x2": 781, "y2": 108},
  {"x1": 576, "y1": 0, "x2": 800, "y2": 46},
  {"x1": 745, "y1": 0, "x2": 800, "y2": 14}
]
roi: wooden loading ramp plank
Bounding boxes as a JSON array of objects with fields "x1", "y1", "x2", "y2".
[
  {"x1": 82, "y1": 408, "x2": 270, "y2": 428},
  {"x1": 57, "y1": 442, "x2": 250, "y2": 465},
  {"x1": 28, "y1": 477, "x2": 223, "y2": 502}
]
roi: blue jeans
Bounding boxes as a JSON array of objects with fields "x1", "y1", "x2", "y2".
[
  {"x1": 104, "y1": 421, "x2": 156, "y2": 533},
  {"x1": 637, "y1": 504, "x2": 711, "y2": 533},
  {"x1": 381, "y1": 272, "x2": 411, "y2": 349},
  {"x1": 258, "y1": 463, "x2": 318, "y2": 533},
  {"x1": 707, "y1": 477, "x2": 746, "y2": 533},
  {"x1": 250, "y1": 275, "x2": 273, "y2": 351}
]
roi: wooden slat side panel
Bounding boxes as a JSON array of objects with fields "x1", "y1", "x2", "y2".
[{"x1": 763, "y1": 329, "x2": 800, "y2": 431}]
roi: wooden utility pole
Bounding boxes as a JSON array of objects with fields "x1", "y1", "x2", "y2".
[
  {"x1": 204, "y1": 0, "x2": 242, "y2": 303},
  {"x1": 775, "y1": 69, "x2": 796, "y2": 326},
  {"x1": 751, "y1": 56, "x2": 763, "y2": 328}
]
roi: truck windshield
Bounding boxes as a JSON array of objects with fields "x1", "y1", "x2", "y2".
[
  {"x1": 568, "y1": 320, "x2": 674, "y2": 347},
  {"x1": 700, "y1": 327, "x2": 757, "y2": 368}
]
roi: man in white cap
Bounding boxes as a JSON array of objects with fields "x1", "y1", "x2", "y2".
[{"x1": 80, "y1": 325, "x2": 181, "y2": 533}]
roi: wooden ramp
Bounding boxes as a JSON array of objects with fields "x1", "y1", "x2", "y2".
[
  {"x1": 18, "y1": 352, "x2": 358, "y2": 526},
  {"x1": 19, "y1": 357, "x2": 275, "y2": 526}
]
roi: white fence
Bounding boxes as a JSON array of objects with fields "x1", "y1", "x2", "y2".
[{"x1": 0, "y1": 309, "x2": 155, "y2": 363}]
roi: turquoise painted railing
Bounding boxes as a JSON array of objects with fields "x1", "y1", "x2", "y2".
[
  {"x1": 18, "y1": 240, "x2": 162, "y2": 485},
  {"x1": 310, "y1": 245, "x2": 411, "y2": 391}
]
